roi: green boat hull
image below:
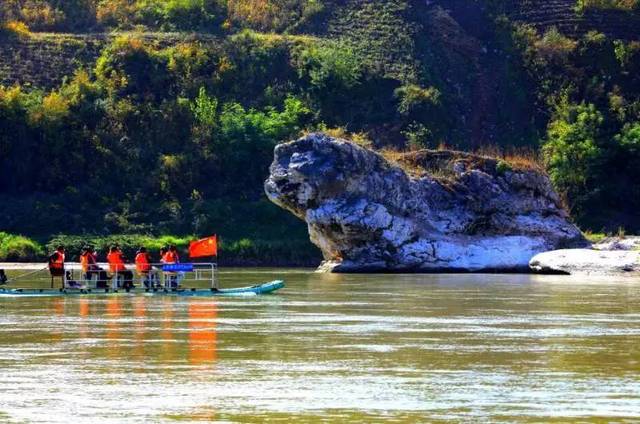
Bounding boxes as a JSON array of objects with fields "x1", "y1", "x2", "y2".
[{"x1": 0, "y1": 280, "x2": 285, "y2": 297}]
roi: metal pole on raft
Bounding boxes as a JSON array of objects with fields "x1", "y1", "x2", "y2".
[{"x1": 210, "y1": 258, "x2": 218, "y2": 290}]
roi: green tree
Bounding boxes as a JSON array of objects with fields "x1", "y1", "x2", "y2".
[{"x1": 543, "y1": 102, "x2": 603, "y2": 200}]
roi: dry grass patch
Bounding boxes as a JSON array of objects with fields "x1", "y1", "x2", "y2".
[{"x1": 472, "y1": 145, "x2": 545, "y2": 173}]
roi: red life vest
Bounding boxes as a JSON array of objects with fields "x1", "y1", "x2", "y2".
[
  {"x1": 135, "y1": 252, "x2": 151, "y2": 273},
  {"x1": 107, "y1": 251, "x2": 126, "y2": 272},
  {"x1": 162, "y1": 251, "x2": 178, "y2": 264},
  {"x1": 49, "y1": 251, "x2": 65, "y2": 270},
  {"x1": 80, "y1": 253, "x2": 89, "y2": 272}
]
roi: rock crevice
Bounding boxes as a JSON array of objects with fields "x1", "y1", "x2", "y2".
[{"x1": 265, "y1": 133, "x2": 586, "y2": 273}]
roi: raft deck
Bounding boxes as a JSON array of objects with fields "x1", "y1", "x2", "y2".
[
  {"x1": 0, "y1": 280, "x2": 285, "y2": 297},
  {"x1": 0, "y1": 262, "x2": 284, "y2": 297}
]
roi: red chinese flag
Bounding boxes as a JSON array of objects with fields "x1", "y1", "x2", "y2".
[{"x1": 189, "y1": 235, "x2": 218, "y2": 258}]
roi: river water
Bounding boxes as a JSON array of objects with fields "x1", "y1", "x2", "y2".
[{"x1": 0, "y1": 269, "x2": 639, "y2": 422}]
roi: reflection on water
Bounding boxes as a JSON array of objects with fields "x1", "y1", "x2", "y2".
[
  {"x1": 188, "y1": 302, "x2": 217, "y2": 365},
  {"x1": 0, "y1": 270, "x2": 638, "y2": 422}
]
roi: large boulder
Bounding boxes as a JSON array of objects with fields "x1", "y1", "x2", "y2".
[
  {"x1": 530, "y1": 249, "x2": 640, "y2": 275},
  {"x1": 265, "y1": 133, "x2": 587, "y2": 273},
  {"x1": 529, "y1": 236, "x2": 640, "y2": 275}
]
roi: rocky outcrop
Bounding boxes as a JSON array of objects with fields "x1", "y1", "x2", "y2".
[{"x1": 265, "y1": 133, "x2": 586, "y2": 273}]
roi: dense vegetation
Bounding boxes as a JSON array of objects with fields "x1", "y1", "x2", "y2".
[
  {"x1": 507, "y1": 25, "x2": 640, "y2": 229},
  {"x1": 1, "y1": 0, "x2": 639, "y2": 262},
  {"x1": 0, "y1": 0, "x2": 325, "y2": 33}
]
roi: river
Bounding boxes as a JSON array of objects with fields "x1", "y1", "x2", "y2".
[{"x1": 0, "y1": 269, "x2": 639, "y2": 422}]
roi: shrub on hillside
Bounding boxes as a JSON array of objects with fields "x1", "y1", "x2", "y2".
[
  {"x1": 0, "y1": 232, "x2": 44, "y2": 261},
  {"x1": 294, "y1": 43, "x2": 362, "y2": 91},
  {"x1": 395, "y1": 84, "x2": 441, "y2": 116},
  {"x1": 534, "y1": 27, "x2": 577, "y2": 63},
  {"x1": 543, "y1": 102, "x2": 603, "y2": 194},
  {"x1": 616, "y1": 122, "x2": 640, "y2": 153},
  {"x1": 0, "y1": 20, "x2": 31, "y2": 38},
  {"x1": 227, "y1": 0, "x2": 324, "y2": 32},
  {"x1": 135, "y1": 0, "x2": 223, "y2": 31},
  {"x1": 95, "y1": 36, "x2": 172, "y2": 100}
]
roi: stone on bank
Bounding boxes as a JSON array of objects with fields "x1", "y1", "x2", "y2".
[
  {"x1": 530, "y1": 237, "x2": 640, "y2": 276},
  {"x1": 265, "y1": 133, "x2": 586, "y2": 273}
]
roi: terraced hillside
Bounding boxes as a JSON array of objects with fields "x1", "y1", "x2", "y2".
[
  {"x1": 1, "y1": 0, "x2": 638, "y2": 145},
  {"x1": 0, "y1": 34, "x2": 105, "y2": 88},
  {"x1": 511, "y1": 0, "x2": 640, "y2": 40},
  {"x1": 0, "y1": 32, "x2": 221, "y2": 89}
]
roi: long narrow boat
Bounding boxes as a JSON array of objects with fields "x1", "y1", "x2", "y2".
[
  {"x1": 0, "y1": 262, "x2": 285, "y2": 297},
  {"x1": 0, "y1": 280, "x2": 285, "y2": 297}
]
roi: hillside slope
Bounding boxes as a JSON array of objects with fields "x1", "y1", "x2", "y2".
[
  {"x1": 3, "y1": 0, "x2": 638, "y2": 145},
  {"x1": 0, "y1": 0, "x2": 639, "y2": 251}
]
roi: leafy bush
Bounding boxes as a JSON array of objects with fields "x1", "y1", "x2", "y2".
[
  {"x1": 227, "y1": 0, "x2": 324, "y2": 32},
  {"x1": 534, "y1": 27, "x2": 577, "y2": 63},
  {"x1": 0, "y1": 232, "x2": 44, "y2": 261},
  {"x1": 616, "y1": 122, "x2": 640, "y2": 153},
  {"x1": 191, "y1": 87, "x2": 218, "y2": 128},
  {"x1": 136, "y1": 0, "x2": 223, "y2": 31},
  {"x1": 395, "y1": 84, "x2": 441, "y2": 116},
  {"x1": 95, "y1": 36, "x2": 172, "y2": 100},
  {"x1": 28, "y1": 91, "x2": 71, "y2": 125},
  {"x1": 543, "y1": 102, "x2": 603, "y2": 196},
  {"x1": 294, "y1": 43, "x2": 362, "y2": 91},
  {"x1": 0, "y1": 20, "x2": 31, "y2": 38}
]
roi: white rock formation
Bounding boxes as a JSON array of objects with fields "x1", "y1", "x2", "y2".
[
  {"x1": 530, "y1": 249, "x2": 640, "y2": 275},
  {"x1": 265, "y1": 133, "x2": 587, "y2": 273}
]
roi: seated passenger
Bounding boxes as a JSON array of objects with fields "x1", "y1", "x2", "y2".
[
  {"x1": 162, "y1": 245, "x2": 180, "y2": 289},
  {"x1": 81, "y1": 246, "x2": 109, "y2": 288},
  {"x1": 135, "y1": 247, "x2": 155, "y2": 289},
  {"x1": 107, "y1": 246, "x2": 134, "y2": 290},
  {"x1": 48, "y1": 245, "x2": 65, "y2": 288}
]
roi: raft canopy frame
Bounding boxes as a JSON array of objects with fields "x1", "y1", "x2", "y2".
[
  {"x1": 0, "y1": 262, "x2": 285, "y2": 297},
  {"x1": 63, "y1": 262, "x2": 219, "y2": 291}
]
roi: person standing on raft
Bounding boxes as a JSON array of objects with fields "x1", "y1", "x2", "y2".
[
  {"x1": 48, "y1": 245, "x2": 65, "y2": 288},
  {"x1": 107, "y1": 246, "x2": 134, "y2": 290}
]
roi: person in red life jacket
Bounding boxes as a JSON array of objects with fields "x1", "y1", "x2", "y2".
[
  {"x1": 48, "y1": 245, "x2": 65, "y2": 288},
  {"x1": 106, "y1": 245, "x2": 134, "y2": 290},
  {"x1": 80, "y1": 246, "x2": 108, "y2": 288},
  {"x1": 163, "y1": 245, "x2": 180, "y2": 264},
  {"x1": 135, "y1": 247, "x2": 155, "y2": 289},
  {"x1": 159, "y1": 247, "x2": 168, "y2": 263},
  {"x1": 162, "y1": 245, "x2": 180, "y2": 289},
  {"x1": 79, "y1": 246, "x2": 91, "y2": 277}
]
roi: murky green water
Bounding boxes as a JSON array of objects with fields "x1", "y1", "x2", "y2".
[{"x1": 0, "y1": 270, "x2": 639, "y2": 422}]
